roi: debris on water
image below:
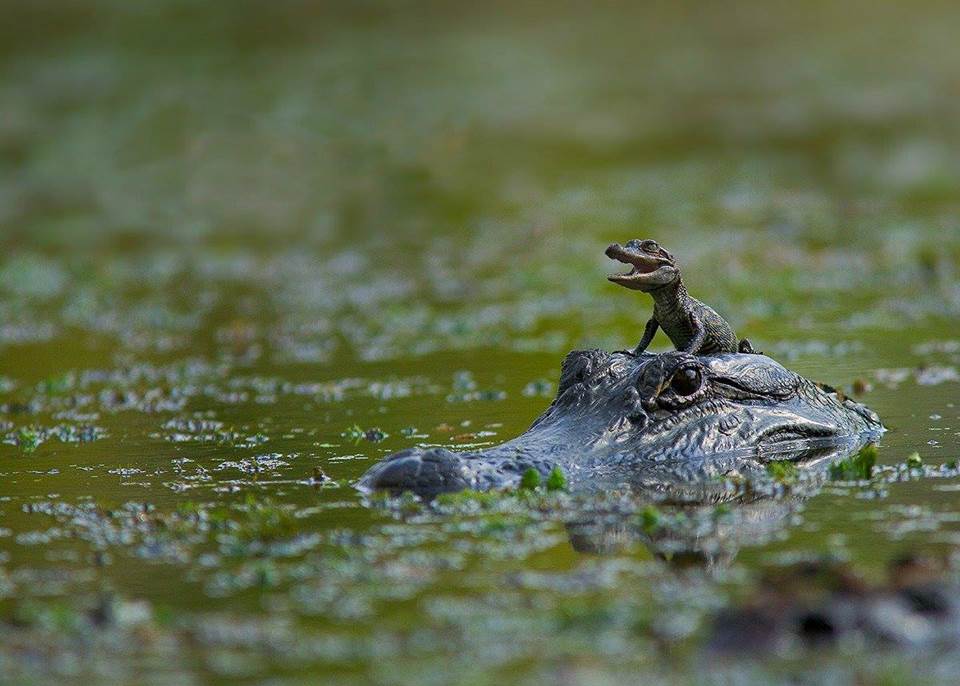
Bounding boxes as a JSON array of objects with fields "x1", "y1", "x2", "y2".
[
  {"x1": 875, "y1": 365, "x2": 960, "y2": 389},
  {"x1": 4, "y1": 423, "x2": 106, "y2": 451},
  {"x1": 308, "y1": 466, "x2": 334, "y2": 486},
  {"x1": 14, "y1": 426, "x2": 41, "y2": 453},
  {"x1": 340, "y1": 424, "x2": 388, "y2": 443},
  {"x1": 108, "y1": 467, "x2": 144, "y2": 477},
  {"x1": 851, "y1": 378, "x2": 872, "y2": 394},
  {"x1": 874, "y1": 368, "x2": 912, "y2": 388},
  {"x1": 451, "y1": 430, "x2": 497, "y2": 442},
  {"x1": 766, "y1": 460, "x2": 799, "y2": 484},
  {"x1": 446, "y1": 389, "x2": 507, "y2": 402},
  {"x1": 767, "y1": 340, "x2": 864, "y2": 362},
  {"x1": 446, "y1": 370, "x2": 507, "y2": 402},
  {"x1": 522, "y1": 379, "x2": 554, "y2": 397},
  {"x1": 216, "y1": 454, "x2": 290, "y2": 474},
  {"x1": 363, "y1": 428, "x2": 387, "y2": 442},
  {"x1": 916, "y1": 365, "x2": 960, "y2": 386},
  {"x1": 829, "y1": 444, "x2": 878, "y2": 481},
  {"x1": 639, "y1": 505, "x2": 661, "y2": 533},
  {"x1": 451, "y1": 371, "x2": 476, "y2": 393},
  {"x1": 434, "y1": 489, "x2": 505, "y2": 510},
  {"x1": 38, "y1": 372, "x2": 76, "y2": 395},
  {"x1": 913, "y1": 340, "x2": 960, "y2": 355}
]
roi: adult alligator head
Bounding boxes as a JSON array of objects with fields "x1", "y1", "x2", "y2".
[{"x1": 357, "y1": 350, "x2": 883, "y2": 498}]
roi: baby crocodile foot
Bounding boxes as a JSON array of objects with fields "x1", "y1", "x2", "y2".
[{"x1": 738, "y1": 338, "x2": 762, "y2": 355}]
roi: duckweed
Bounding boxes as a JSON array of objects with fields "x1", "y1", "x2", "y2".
[
  {"x1": 545, "y1": 466, "x2": 567, "y2": 492},
  {"x1": 15, "y1": 427, "x2": 41, "y2": 453},
  {"x1": 2, "y1": 2, "x2": 960, "y2": 683},
  {"x1": 766, "y1": 460, "x2": 799, "y2": 483},
  {"x1": 639, "y1": 505, "x2": 661, "y2": 533},
  {"x1": 830, "y1": 445, "x2": 878, "y2": 481},
  {"x1": 519, "y1": 468, "x2": 541, "y2": 490}
]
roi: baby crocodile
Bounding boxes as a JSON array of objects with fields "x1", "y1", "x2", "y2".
[{"x1": 606, "y1": 239, "x2": 756, "y2": 356}]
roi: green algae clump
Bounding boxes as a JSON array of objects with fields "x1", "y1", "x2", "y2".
[
  {"x1": 519, "y1": 468, "x2": 541, "y2": 490},
  {"x1": 546, "y1": 466, "x2": 567, "y2": 491},
  {"x1": 766, "y1": 460, "x2": 799, "y2": 483},
  {"x1": 830, "y1": 444, "x2": 878, "y2": 481}
]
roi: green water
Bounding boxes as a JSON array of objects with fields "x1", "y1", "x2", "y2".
[{"x1": 2, "y1": 1, "x2": 960, "y2": 683}]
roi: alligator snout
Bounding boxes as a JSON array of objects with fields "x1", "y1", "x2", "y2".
[
  {"x1": 356, "y1": 447, "x2": 474, "y2": 497},
  {"x1": 358, "y1": 350, "x2": 884, "y2": 498}
]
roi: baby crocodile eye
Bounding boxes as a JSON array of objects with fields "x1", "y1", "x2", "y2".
[
  {"x1": 670, "y1": 367, "x2": 702, "y2": 396},
  {"x1": 641, "y1": 240, "x2": 660, "y2": 253}
]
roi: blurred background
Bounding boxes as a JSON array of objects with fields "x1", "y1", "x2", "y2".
[
  {"x1": 3, "y1": 0, "x2": 960, "y2": 371},
  {"x1": 3, "y1": 2, "x2": 960, "y2": 683}
]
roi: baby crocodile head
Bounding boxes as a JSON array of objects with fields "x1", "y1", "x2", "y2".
[{"x1": 606, "y1": 238, "x2": 680, "y2": 291}]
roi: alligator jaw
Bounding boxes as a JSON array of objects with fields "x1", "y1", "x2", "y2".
[
  {"x1": 606, "y1": 243, "x2": 670, "y2": 286},
  {"x1": 358, "y1": 350, "x2": 885, "y2": 498}
]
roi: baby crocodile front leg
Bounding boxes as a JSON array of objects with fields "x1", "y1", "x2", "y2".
[
  {"x1": 678, "y1": 316, "x2": 707, "y2": 354},
  {"x1": 632, "y1": 317, "x2": 660, "y2": 355}
]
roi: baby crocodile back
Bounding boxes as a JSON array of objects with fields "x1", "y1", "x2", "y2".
[{"x1": 654, "y1": 292, "x2": 739, "y2": 355}]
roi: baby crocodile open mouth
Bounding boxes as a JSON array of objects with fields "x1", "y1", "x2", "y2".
[{"x1": 605, "y1": 243, "x2": 667, "y2": 283}]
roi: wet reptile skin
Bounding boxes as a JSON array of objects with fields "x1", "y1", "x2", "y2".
[
  {"x1": 605, "y1": 239, "x2": 754, "y2": 356},
  {"x1": 638, "y1": 278, "x2": 742, "y2": 355},
  {"x1": 358, "y1": 349, "x2": 883, "y2": 498}
]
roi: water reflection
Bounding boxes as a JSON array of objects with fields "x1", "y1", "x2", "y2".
[{"x1": 565, "y1": 441, "x2": 870, "y2": 571}]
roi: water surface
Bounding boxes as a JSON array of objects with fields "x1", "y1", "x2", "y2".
[{"x1": 2, "y1": 2, "x2": 960, "y2": 683}]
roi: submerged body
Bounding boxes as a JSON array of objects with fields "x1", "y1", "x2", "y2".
[
  {"x1": 358, "y1": 349, "x2": 883, "y2": 497},
  {"x1": 606, "y1": 239, "x2": 753, "y2": 355}
]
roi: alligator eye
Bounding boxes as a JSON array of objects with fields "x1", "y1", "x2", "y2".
[
  {"x1": 670, "y1": 367, "x2": 701, "y2": 396},
  {"x1": 641, "y1": 240, "x2": 660, "y2": 253}
]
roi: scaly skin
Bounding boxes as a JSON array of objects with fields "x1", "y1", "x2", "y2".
[
  {"x1": 358, "y1": 349, "x2": 883, "y2": 498},
  {"x1": 606, "y1": 239, "x2": 754, "y2": 356}
]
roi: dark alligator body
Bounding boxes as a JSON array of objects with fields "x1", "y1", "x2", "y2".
[
  {"x1": 606, "y1": 239, "x2": 754, "y2": 355},
  {"x1": 358, "y1": 349, "x2": 883, "y2": 498}
]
